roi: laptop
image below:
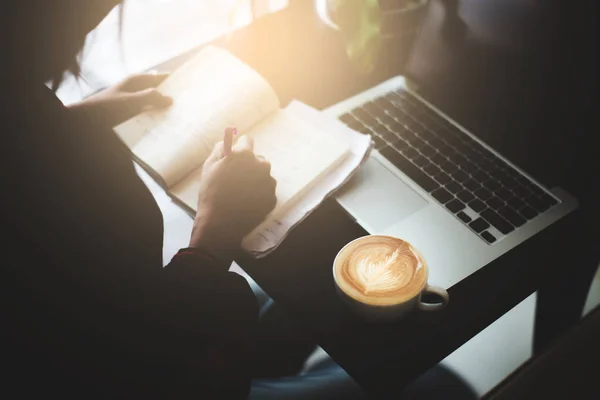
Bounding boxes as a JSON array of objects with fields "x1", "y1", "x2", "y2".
[{"x1": 325, "y1": 0, "x2": 578, "y2": 289}]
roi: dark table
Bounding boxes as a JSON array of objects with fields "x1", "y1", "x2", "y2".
[{"x1": 156, "y1": 1, "x2": 598, "y2": 398}]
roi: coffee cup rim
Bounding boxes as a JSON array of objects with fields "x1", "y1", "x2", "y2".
[{"x1": 333, "y1": 235, "x2": 429, "y2": 306}]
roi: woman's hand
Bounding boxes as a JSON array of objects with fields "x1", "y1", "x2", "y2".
[
  {"x1": 68, "y1": 72, "x2": 173, "y2": 127},
  {"x1": 190, "y1": 136, "x2": 277, "y2": 262}
]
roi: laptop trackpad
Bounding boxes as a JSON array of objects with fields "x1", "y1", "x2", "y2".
[{"x1": 336, "y1": 157, "x2": 428, "y2": 232}]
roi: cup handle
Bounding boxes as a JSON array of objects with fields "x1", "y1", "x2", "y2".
[{"x1": 417, "y1": 284, "x2": 449, "y2": 311}]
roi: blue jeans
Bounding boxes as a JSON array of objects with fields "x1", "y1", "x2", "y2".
[{"x1": 250, "y1": 357, "x2": 368, "y2": 400}]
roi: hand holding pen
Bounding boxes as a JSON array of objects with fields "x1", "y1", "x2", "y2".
[
  {"x1": 188, "y1": 126, "x2": 277, "y2": 259},
  {"x1": 223, "y1": 126, "x2": 237, "y2": 157}
]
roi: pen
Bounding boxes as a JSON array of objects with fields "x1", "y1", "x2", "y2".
[{"x1": 223, "y1": 127, "x2": 237, "y2": 157}]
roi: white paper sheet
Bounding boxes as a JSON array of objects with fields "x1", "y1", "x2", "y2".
[{"x1": 242, "y1": 101, "x2": 373, "y2": 258}]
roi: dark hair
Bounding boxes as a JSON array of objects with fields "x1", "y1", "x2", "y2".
[{"x1": 50, "y1": 1, "x2": 125, "y2": 92}]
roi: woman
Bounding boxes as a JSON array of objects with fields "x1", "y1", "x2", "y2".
[
  {"x1": 3, "y1": 1, "x2": 477, "y2": 399},
  {"x1": 2, "y1": 1, "x2": 374, "y2": 398},
  {"x1": 4, "y1": 0, "x2": 273, "y2": 397}
]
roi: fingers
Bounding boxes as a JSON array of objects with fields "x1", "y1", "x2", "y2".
[
  {"x1": 223, "y1": 127, "x2": 235, "y2": 157},
  {"x1": 233, "y1": 135, "x2": 254, "y2": 153},
  {"x1": 259, "y1": 158, "x2": 271, "y2": 175},
  {"x1": 127, "y1": 88, "x2": 173, "y2": 111},
  {"x1": 120, "y1": 72, "x2": 171, "y2": 92},
  {"x1": 206, "y1": 141, "x2": 225, "y2": 164}
]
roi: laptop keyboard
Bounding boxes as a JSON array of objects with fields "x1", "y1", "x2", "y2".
[{"x1": 338, "y1": 88, "x2": 559, "y2": 244}]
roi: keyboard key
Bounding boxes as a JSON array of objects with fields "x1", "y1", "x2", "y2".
[
  {"x1": 435, "y1": 141, "x2": 452, "y2": 155},
  {"x1": 490, "y1": 169, "x2": 510, "y2": 182},
  {"x1": 340, "y1": 113, "x2": 358, "y2": 125},
  {"x1": 474, "y1": 187, "x2": 493, "y2": 201},
  {"x1": 498, "y1": 206, "x2": 527, "y2": 227},
  {"x1": 445, "y1": 148, "x2": 460, "y2": 161},
  {"x1": 504, "y1": 166, "x2": 521, "y2": 178},
  {"x1": 374, "y1": 97, "x2": 392, "y2": 110},
  {"x1": 473, "y1": 146, "x2": 493, "y2": 160},
  {"x1": 379, "y1": 114, "x2": 396, "y2": 127},
  {"x1": 433, "y1": 171, "x2": 452, "y2": 185},
  {"x1": 348, "y1": 121, "x2": 369, "y2": 134},
  {"x1": 496, "y1": 188, "x2": 513, "y2": 201},
  {"x1": 494, "y1": 159, "x2": 512, "y2": 172},
  {"x1": 404, "y1": 119, "x2": 422, "y2": 131},
  {"x1": 482, "y1": 179, "x2": 502, "y2": 192},
  {"x1": 499, "y1": 176, "x2": 519, "y2": 189},
  {"x1": 432, "y1": 187, "x2": 454, "y2": 204},
  {"x1": 450, "y1": 154, "x2": 469, "y2": 169},
  {"x1": 469, "y1": 218, "x2": 490, "y2": 233},
  {"x1": 516, "y1": 175, "x2": 533, "y2": 186},
  {"x1": 427, "y1": 135, "x2": 446, "y2": 149},
  {"x1": 533, "y1": 191, "x2": 558, "y2": 209},
  {"x1": 443, "y1": 133, "x2": 462, "y2": 147},
  {"x1": 461, "y1": 143, "x2": 482, "y2": 159},
  {"x1": 392, "y1": 140, "x2": 409, "y2": 152},
  {"x1": 440, "y1": 160, "x2": 458, "y2": 174},
  {"x1": 468, "y1": 199, "x2": 487, "y2": 213},
  {"x1": 419, "y1": 144, "x2": 437, "y2": 157},
  {"x1": 472, "y1": 169, "x2": 489, "y2": 183},
  {"x1": 352, "y1": 108, "x2": 369, "y2": 120},
  {"x1": 402, "y1": 147, "x2": 419, "y2": 159},
  {"x1": 414, "y1": 125, "x2": 435, "y2": 142},
  {"x1": 481, "y1": 209, "x2": 515, "y2": 234},
  {"x1": 540, "y1": 192, "x2": 559, "y2": 207},
  {"x1": 412, "y1": 155, "x2": 429, "y2": 168},
  {"x1": 457, "y1": 190, "x2": 475, "y2": 203},
  {"x1": 401, "y1": 130, "x2": 418, "y2": 143},
  {"x1": 446, "y1": 199, "x2": 466, "y2": 213},
  {"x1": 355, "y1": 109, "x2": 377, "y2": 125},
  {"x1": 371, "y1": 122, "x2": 387, "y2": 133},
  {"x1": 525, "y1": 195, "x2": 551, "y2": 213},
  {"x1": 445, "y1": 181, "x2": 463, "y2": 194},
  {"x1": 513, "y1": 184, "x2": 532, "y2": 198},
  {"x1": 478, "y1": 158, "x2": 496, "y2": 172},
  {"x1": 523, "y1": 182, "x2": 547, "y2": 199},
  {"x1": 411, "y1": 137, "x2": 427, "y2": 151},
  {"x1": 380, "y1": 148, "x2": 439, "y2": 192},
  {"x1": 481, "y1": 231, "x2": 497, "y2": 244},
  {"x1": 362, "y1": 100, "x2": 380, "y2": 114},
  {"x1": 423, "y1": 164, "x2": 441, "y2": 177},
  {"x1": 390, "y1": 122, "x2": 408, "y2": 135},
  {"x1": 463, "y1": 179, "x2": 481, "y2": 192},
  {"x1": 506, "y1": 196, "x2": 526, "y2": 210},
  {"x1": 457, "y1": 211, "x2": 472, "y2": 223},
  {"x1": 486, "y1": 196, "x2": 505, "y2": 210},
  {"x1": 460, "y1": 160, "x2": 479, "y2": 174},
  {"x1": 378, "y1": 127, "x2": 397, "y2": 142},
  {"x1": 372, "y1": 136, "x2": 387, "y2": 149},
  {"x1": 451, "y1": 169, "x2": 469, "y2": 183},
  {"x1": 518, "y1": 205, "x2": 539, "y2": 220},
  {"x1": 431, "y1": 152, "x2": 448, "y2": 165}
]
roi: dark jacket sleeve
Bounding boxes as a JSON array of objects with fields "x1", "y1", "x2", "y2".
[
  {"x1": 1, "y1": 87, "x2": 258, "y2": 399},
  {"x1": 161, "y1": 248, "x2": 258, "y2": 399}
]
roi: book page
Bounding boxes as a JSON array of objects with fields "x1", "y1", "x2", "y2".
[
  {"x1": 242, "y1": 101, "x2": 373, "y2": 257},
  {"x1": 169, "y1": 109, "x2": 350, "y2": 218},
  {"x1": 115, "y1": 46, "x2": 280, "y2": 187}
]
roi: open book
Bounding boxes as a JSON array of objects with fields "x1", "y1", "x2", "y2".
[{"x1": 116, "y1": 46, "x2": 371, "y2": 257}]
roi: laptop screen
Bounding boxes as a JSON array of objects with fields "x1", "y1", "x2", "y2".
[{"x1": 402, "y1": 0, "x2": 591, "y2": 181}]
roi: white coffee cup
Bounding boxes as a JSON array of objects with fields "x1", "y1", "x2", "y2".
[{"x1": 333, "y1": 235, "x2": 449, "y2": 320}]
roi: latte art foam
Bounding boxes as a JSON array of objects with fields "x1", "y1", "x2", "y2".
[{"x1": 334, "y1": 236, "x2": 428, "y2": 306}]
